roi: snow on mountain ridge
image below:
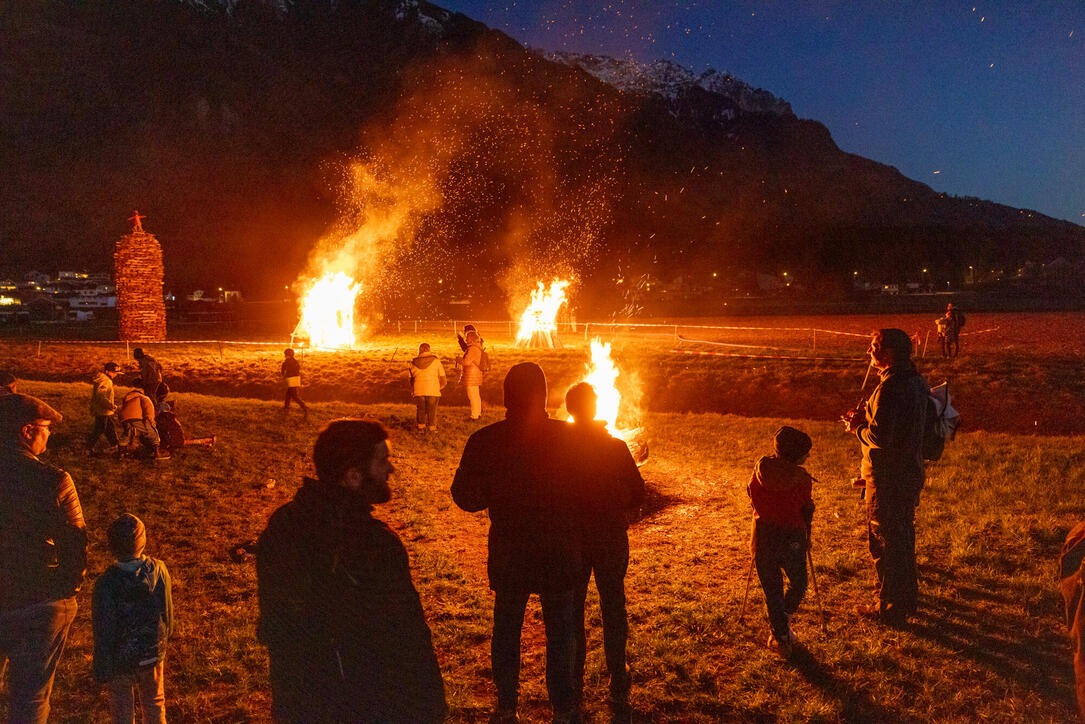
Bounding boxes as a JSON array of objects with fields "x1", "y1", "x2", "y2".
[{"x1": 544, "y1": 51, "x2": 792, "y2": 117}]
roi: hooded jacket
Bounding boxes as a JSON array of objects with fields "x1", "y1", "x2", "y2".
[
  {"x1": 855, "y1": 363, "x2": 928, "y2": 498},
  {"x1": 119, "y1": 389, "x2": 156, "y2": 425},
  {"x1": 257, "y1": 477, "x2": 447, "y2": 723},
  {"x1": 749, "y1": 455, "x2": 814, "y2": 530},
  {"x1": 137, "y1": 355, "x2": 162, "y2": 390},
  {"x1": 90, "y1": 372, "x2": 117, "y2": 417},
  {"x1": 0, "y1": 447, "x2": 87, "y2": 610},
  {"x1": 92, "y1": 555, "x2": 173, "y2": 681},
  {"x1": 409, "y1": 353, "x2": 447, "y2": 397}
]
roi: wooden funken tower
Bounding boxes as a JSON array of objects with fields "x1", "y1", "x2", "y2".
[{"x1": 114, "y1": 210, "x2": 166, "y2": 341}]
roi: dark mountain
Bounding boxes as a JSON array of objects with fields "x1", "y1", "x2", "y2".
[{"x1": 2, "y1": 0, "x2": 1082, "y2": 312}]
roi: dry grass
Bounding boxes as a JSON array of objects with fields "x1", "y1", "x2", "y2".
[
  {"x1": 3, "y1": 311, "x2": 1085, "y2": 434},
  {"x1": 1, "y1": 379, "x2": 1080, "y2": 722}
]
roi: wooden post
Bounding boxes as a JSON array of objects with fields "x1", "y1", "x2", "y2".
[
  {"x1": 812, "y1": 329, "x2": 817, "y2": 356},
  {"x1": 414, "y1": 320, "x2": 418, "y2": 333},
  {"x1": 452, "y1": 320, "x2": 457, "y2": 334},
  {"x1": 126, "y1": 340, "x2": 130, "y2": 358},
  {"x1": 584, "y1": 323, "x2": 589, "y2": 342},
  {"x1": 923, "y1": 331, "x2": 931, "y2": 358},
  {"x1": 37, "y1": 341, "x2": 42, "y2": 357},
  {"x1": 673, "y1": 325, "x2": 678, "y2": 343}
]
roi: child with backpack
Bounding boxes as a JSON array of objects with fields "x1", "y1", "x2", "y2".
[
  {"x1": 93, "y1": 514, "x2": 174, "y2": 723},
  {"x1": 747, "y1": 426, "x2": 815, "y2": 658}
]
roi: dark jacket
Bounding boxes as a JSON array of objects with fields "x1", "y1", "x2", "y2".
[
  {"x1": 0, "y1": 447, "x2": 87, "y2": 611},
  {"x1": 281, "y1": 357, "x2": 301, "y2": 379},
  {"x1": 138, "y1": 355, "x2": 163, "y2": 390},
  {"x1": 855, "y1": 363, "x2": 929, "y2": 500},
  {"x1": 92, "y1": 556, "x2": 173, "y2": 681},
  {"x1": 1061, "y1": 521, "x2": 1085, "y2": 721},
  {"x1": 256, "y1": 477, "x2": 446, "y2": 723},
  {"x1": 749, "y1": 455, "x2": 814, "y2": 531},
  {"x1": 567, "y1": 421, "x2": 644, "y2": 560},
  {"x1": 451, "y1": 412, "x2": 583, "y2": 593}
]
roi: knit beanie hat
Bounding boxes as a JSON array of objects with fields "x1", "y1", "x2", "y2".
[
  {"x1": 108, "y1": 514, "x2": 147, "y2": 559},
  {"x1": 773, "y1": 426, "x2": 812, "y2": 462}
]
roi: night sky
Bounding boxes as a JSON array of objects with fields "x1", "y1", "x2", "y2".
[{"x1": 440, "y1": 1, "x2": 1084, "y2": 225}]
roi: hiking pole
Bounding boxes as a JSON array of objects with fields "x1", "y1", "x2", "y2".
[{"x1": 807, "y1": 534, "x2": 828, "y2": 634}]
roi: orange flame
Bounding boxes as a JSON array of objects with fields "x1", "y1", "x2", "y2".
[
  {"x1": 516, "y1": 279, "x2": 570, "y2": 346},
  {"x1": 574, "y1": 339, "x2": 643, "y2": 457},
  {"x1": 294, "y1": 272, "x2": 361, "y2": 350}
]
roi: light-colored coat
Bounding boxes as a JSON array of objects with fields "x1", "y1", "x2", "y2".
[
  {"x1": 409, "y1": 354, "x2": 447, "y2": 397},
  {"x1": 90, "y1": 372, "x2": 117, "y2": 417}
]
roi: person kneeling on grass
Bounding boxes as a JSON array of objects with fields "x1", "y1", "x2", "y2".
[
  {"x1": 748, "y1": 425, "x2": 815, "y2": 659},
  {"x1": 93, "y1": 514, "x2": 173, "y2": 724}
]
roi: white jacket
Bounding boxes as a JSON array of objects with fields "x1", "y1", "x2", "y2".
[{"x1": 409, "y1": 354, "x2": 447, "y2": 397}]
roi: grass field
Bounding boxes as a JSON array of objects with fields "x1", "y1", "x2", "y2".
[
  {"x1": 1, "y1": 378, "x2": 1081, "y2": 722},
  {"x1": 3, "y1": 311, "x2": 1084, "y2": 434}
]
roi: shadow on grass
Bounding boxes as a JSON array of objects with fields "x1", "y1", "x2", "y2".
[
  {"x1": 910, "y1": 564, "x2": 1075, "y2": 705},
  {"x1": 633, "y1": 484, "x2": 685, "y2": 522},
  {"x1": 786, "y1": 646, "x2": 907, "y2": 723}
]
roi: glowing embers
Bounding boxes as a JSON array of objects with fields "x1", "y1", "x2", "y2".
[
  {"x1": 294, "y1": 272, "x2": 361, "y2": 350},
  {"x1": 516, "y1": 279, "x2": 570, "y2": 348},
  {"x1": 578, "y1": 339, "x2": 649, "y2": 465}
]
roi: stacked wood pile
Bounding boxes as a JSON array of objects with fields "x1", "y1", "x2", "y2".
[{"x1": 114, "y1": 230, "x2": 166, "y2": 341}]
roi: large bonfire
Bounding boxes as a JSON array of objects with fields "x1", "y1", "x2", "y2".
[
  {"x1": 516, "y1": 279, "x2": 570, "y2": 348},
  {"x1": 292, "y1": 272, "x2": 362, "y2": 350},
  {"x1": 576, "y1": 338, "x2": 649, "y2": 464}
]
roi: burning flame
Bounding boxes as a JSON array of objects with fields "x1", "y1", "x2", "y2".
[
  {"x1": 294, "y1": 272, "x2": 361, "y2": 350},
  {"x1": 516, "y1": 279, "x2": 570, "y2": 346},
  {"x1": 575, "y1": 339, "x2": 648, "y2": 463}
]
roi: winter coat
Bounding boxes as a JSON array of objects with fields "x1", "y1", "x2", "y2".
[
  {"x1": 0, "y1": 447, "x2": 87, "y2": 611},
  {"x1": 749, "y1": 455, "x2": 814, "y2": 531},
  {"x1": 138, "y1": 355, "x2": 162, "y2": 390},
  {"x1": 1060, "y1": 521, "x2": 1085, "y2": 721},
  {"x1": 409, "y1": 353, "x2": 448, "y2": 397},
  {"x1": 460, "y1": 337, "x2": 484, "y2": 387},
  {"x1": 567, "y1": 420, "x2": 644, "y2": 562},
  {"x1": 855, "y1": 363, "x2": 929, "y2": 501},
  {"x1": 256, "y1": 477, "x2": 447, "y2": 723},
  {"x1": 119, "y1": 390, "x2": 156, "y2": 425},
  {"x1": 281, "y1": 357, "x2": 301, "y2": 384},
  {"x1": 89, "y1": 372, "x2": 117, "y2": 417},
  {"x1": 92, "y1": 555, "x2": 173, "y2": 682},
  {"x1": 451, "y1": 411, "x2": 584, "y2": 592}
]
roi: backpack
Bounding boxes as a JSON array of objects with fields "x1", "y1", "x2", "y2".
[
  {"x1": 923, "y1": 381, "x2": 960, "y2": 462},
  {"x1": 479, "y1": 349, "x2": 491, "y2": 374}
]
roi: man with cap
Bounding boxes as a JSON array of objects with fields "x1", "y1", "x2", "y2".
[
  {"x1": 451, "y1": 363, "x2": 583, "y2": 723},
  {"x1": 87, "y1": 362, "x2": 121, "y2": 454},
  {"x1": 0, "y1": 393, "x2": 88, "y2": 723},
  {"x1": 843, "y1": 329, "x2": 929, "y2": 625}
]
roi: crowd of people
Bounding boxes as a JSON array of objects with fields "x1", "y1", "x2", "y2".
[{"x1": 1, "y1": 325, "x2": 1082, "y2": 722}]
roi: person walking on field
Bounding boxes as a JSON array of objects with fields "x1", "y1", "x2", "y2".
[
  {"x1": 93, "y1": 514, "x2": 173, "y2": 724},
  {"x1": 451, "y1": 363, "x2": 584, "y2": 723},
  {"x1": 88, "y1": 362, "x2": 121, "y2": 455},
  {"x1": 458, "y1": 329, "x2": 486, "y2": 420},
  {"x1": 564, "y1": 382, "x2": 644, "y2": 713},
  {"x1": 257, "y1": 419, "x2": 447, "y2": 723},
  {"x1": 843, "y1": 329, "x2": 929, "y2": 626},
  {"x1": 0, "y1": 394, "x2": 88, "y2": 724},
  {"x1": 280, "y1": 348, "x2": 308, "y2": 420},
  {"x1": 748, "y1": 426, "x2": 816, "y2": 658},
  {"x1": 408, "y1": 343, "x2": 447, "y2": 432},
  {"x1": 132, "y1": 349, "x2": 163, "y2": 402}
]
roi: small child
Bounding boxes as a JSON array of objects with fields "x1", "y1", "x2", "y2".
[
  {"x1": 93, "y1": 514, "x2": 174, "y2": 723},
  {"x1": 747, "y1": 426, "x2": 815, "y2": 658},
  {"x1": 281, "y1": 348, "x2": 309, "y2": 420}
]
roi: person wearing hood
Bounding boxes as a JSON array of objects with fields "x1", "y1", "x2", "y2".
[
  {"x1": 458, "y1": 330, "x2": 486, "y2": 420},
  {"x1": 92, "y1": 514, "x2": 173, "y2": 723},
  {"x1": 451, "y1": 363, "x2": 584, "y2": 723},
  {"x1": 748, "y1": 426, "x2": 815, "y2": 658},
  {"x1": 87, "y1": 362, "x2": 121, "y2": 455},
  {"x1": 843, "y1": 329, "x2": 929, "y2": 626},
  {"x1": 131, "y1": 349, "x2": 163, "y2": 402},
  {"x1": 457, "y1": 323, "x2": 483, "y2": 353},
  {"x1": 0, "y1": 393, "x2": 87, "y2": 724},
  {"x1": 408, "y1": 343, "x2": 447, "y2": 432},
  {"x1": 257, "y1": 419, "x2": 447, "y2": 723}
]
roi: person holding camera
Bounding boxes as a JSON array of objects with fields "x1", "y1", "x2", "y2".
[{"x1": 842, "y1": 329, "x2": 928, "y2": 626}]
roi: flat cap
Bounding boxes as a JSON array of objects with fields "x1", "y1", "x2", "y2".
[{"x1": 0, "y1": 393, "x2": 63, "y2": 433}]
